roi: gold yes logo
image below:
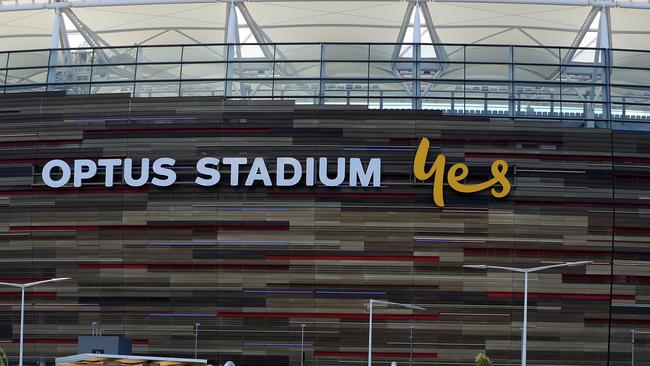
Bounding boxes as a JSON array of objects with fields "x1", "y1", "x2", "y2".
[{"x1": 413, "y1": 137, "x2": 511, "y2": 207}]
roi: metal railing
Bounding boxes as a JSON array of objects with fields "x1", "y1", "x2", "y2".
[{"x1": 2, "y1": 42, "x2": 650, "y2": 129}]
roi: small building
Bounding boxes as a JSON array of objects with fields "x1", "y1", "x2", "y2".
[{"x1": 55, "y1": 354, "x2": 208, "y2": 366}]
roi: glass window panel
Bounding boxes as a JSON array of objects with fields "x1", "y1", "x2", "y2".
[
  {"x1": 0, "y1": 70, "x2": 5, "y2": 86},
  {"x1": 135, "y1": 81, "x2": 180, "y2": 97},
  {"x1": 0, "y1": 53, "x2": 9, "y2": 69},
  {"x1": 181, "y1": 63, "x2": 226, "y2": 79},
  {"x1": 417, "y1": 62, "x2": 446, "y2": 79},
  {"x1": 369, "y1": 44, "x2": 396, "y2": 62},
  {"x1": 561, "y1": 47, "x2": 605, "y2": 65},
  {"x1": 226, "y1": 80, "x2": 273, "y2": 97},
  {"x1": 228, "y1": 62, "x2": 274, "y2": 79},
  {"x1": 323, "y1": 44, "x2": 369, "y2": 61},
  {"x1": 612, "y1": 50, "x2": 650, "y2": 68},
  {"x1": 5, "y1": 85, "x2": 46, "y2": 93},
  {"x1": 561, "y1": 85, "x2": 604, "y2": 103},
  {"x1": 369, "y1": 82, "x2": 413, "y2": 98},
  {"x1": 48, "y1": 83, "x2": 90, "y2": 95},
  {"x1": 514, "y1": 47, "x2": 560, "y2": 65},
  {"x1": 514, "y1": 65, "x2": 560, "y2": 81},
  {"x1": 272, "y1": 80, "x2": 319, "y2": 97},
  {"x1": 8, "y1": 51, "x2": 50, "y2": 68},
  {"x1": 274, "y1": 44, "x2": 321, "y2": 62},
  {"x1": 465, "y1": 64, "x2": 509, "y2": 80},
  {"x1": 323, "y1": 62, "x2": 368, "y2": 78},
  {"x1": 273, "y1": 62, "x2": 319, "y2": 78},
  {"x1": 138, "y1": 46, "x2": 182, "y2": 63},
  {"x1": 369, "y1": 62, "x2": 411, "y2": 79},
  {"x1": 611, "y1": 68, "x2": 650, "y2": 87},
  {"x1": 49, "y1": 67, "x2": 92, "y2": 83},
  {"x1": 136, "y1": 64, "x2": 181, "y2": 80},
  {"x1": 180, "y1": 81, "x2": 225, "y2": 96},
  {"x1": 419, "y1": 81, "x2": 463, "y2": 100},
  {"x1": 182, "y1": 45, "x2": 227, "y2": 62},
  {"x1": 92, "y1": 64, "x2": 135, "y2": 82},
  {"x1": 90, "y1": 82, "x2": 134, "y2": 95},
  {"x1": 465, "y1": 46, "x2": 510, "y2": 63},
  {"x1": 561, "y1": 66, "x2": 606, "y2": 83},
  {"x1": 92, "y1": 48, "x2": 137, "y2": 64},
  {"x1": 50, "y1": 50, "x2": 93, "y2": 66},
  {"x1": 6, "y1": 68, "x2": 47, "y2": 85}
]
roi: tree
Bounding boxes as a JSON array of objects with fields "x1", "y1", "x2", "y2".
[
  {"x1": 475, "y1": 352, "x2": 492, "y2": 366},
  {"x1": 0, "y1": 347, "x2": 7, "y2": 366}
]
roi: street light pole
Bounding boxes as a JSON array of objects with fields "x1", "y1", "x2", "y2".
[
  {"x1": 0, "y1": 277, "x2": 70, "y2": 366},
  {"x1": 366, "y1": 299, "x2": 425, "y2": 366},
  {"x1": 631, "y1": 329, "x2": 635, "y2": 366},
  {"x1": 463, "y1": 261, "x2": 591, "y2": 366},
  {"x1": 300, "y1": 323, "x2": 305, "y2": 366},
  {"x1": 194, "y1": 322, "x2": 200, "y2": 359}
]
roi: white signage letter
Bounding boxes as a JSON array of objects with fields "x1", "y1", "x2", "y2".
[
  {"x1": 245, "y1": 157, "x2": 272, "y2": 186},
  {"x1": 276, "y1": 157, "x2": 302, "y2": 186},
  {"x1": 42, "y1": 159, "x2": 71, "y2": 188},
  {"x1": 195, "y1": 157, "x2": 221, "y2": 186},
  {"x1": 152, "y1": 158, "x2": 176, "y2": 187},
  {"x1": 98, "y1": 159, "x2": 122, "y2": 187},
  {"x1": 349, "y1": 158, "x2": 381, "y2": 187},
  {"x1": 318, "y1": 157, "x2": 346, "y2": 187},
  {"x1": 74, "y1": 159, "x2": 97, "y2": 187},
  {"x1": 223, "y1": 157, "x2": 247, "y2": 186},
  {"x1": 124, "y1": 158, "x2": 150, "y2": 187}
]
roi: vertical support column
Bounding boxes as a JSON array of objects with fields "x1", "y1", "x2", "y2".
[
  {"x1": 319, "y1": 42, "x2": 325, "y2": 105},
  {"x1": 225, "y1": 1, "x2": 239, "y2": 98},
  {"x1": 412, "y1": 1, "x2": 421, "y2": 110},
  {"x1": 599, "y1": 7, "x2": 613, "y2": 128},
  {"x1": 367, "y1": 300, "x2": 373, "y2": 366},
  {"x1": 509, "y1": 45, "x2": 515, "y2": 118},
  {"x1": 522, "y1": 271, "x2": 529, "y2": 366}
]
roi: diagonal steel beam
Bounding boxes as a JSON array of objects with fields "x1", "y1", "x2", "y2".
[
  {"x1": 392, "y1": 1, "x2": 415, "y2": 61},
  {"x1": 561, "y1": 6, "x2": 600, "y2": 65},
  {"x1": 420, "y1": 1, "x2": 448, "y2": 62},
  {"x1": 235, "y1": 3, "x2": 274, "y2": 60},
  {"x1": 62, "y1": 8, "x2": 110, "y2": 49}
]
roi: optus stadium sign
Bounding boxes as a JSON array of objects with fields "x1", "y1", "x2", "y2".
[{"x1": 40, "y1": 138, "x2": 511, "y2": 208}]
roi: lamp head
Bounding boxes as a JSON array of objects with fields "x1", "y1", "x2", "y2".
[
  {"x1": 567, "y1": 261, "x2": 592, "y2": 267},
  {"x1": 463, "y1": 264, "x2": 488, "y2": 269}
]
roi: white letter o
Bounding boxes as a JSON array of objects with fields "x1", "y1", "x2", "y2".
[{"x1": 42, "y1": 159, "x2": 71, "y2": 188}]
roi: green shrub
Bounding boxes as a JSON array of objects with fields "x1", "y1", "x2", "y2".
[
  {"x1": 475, "y1": 352, "x2": 492, "y2": 366},
  {"x1": 0, "y1": 347, "x2": 7, "y2": 366}
]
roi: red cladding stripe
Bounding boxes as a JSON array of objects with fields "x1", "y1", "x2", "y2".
[
  {"x1": 266, "y1": 255, "x2": 439, "y2": 263},
  {"x1": 11, "y1": 223, "x2": 288, "y2": 232},
  {"x1": 563, "y1": 274, "x2": 650, "y2": 284},
  {"x1": 585, "y1": 318, "x2": 650, "y2": 326},
  {"x1": 268, "y1": 192, "x2": 415, "y2": 198},
  {"x1": 84, "y1": 127, "x2": 270, "y2": 135},
  {"x1": 0, "y1": 187, "x2": 147, "y2": 196},
  {"x1": 78, "y1": 263, "x2": 289, "y2": 271},
  {"x1": 217, "y1": 312, "x2": 438, "y2": 321},
  {"x1": 315, "y1": 351, "x2": 437, "y2": 359},
  {"x1": 486, "y1": 292, "x2": 634, "y2": 300},
  {"x1": 464, "y1": 247, "x2": 611, "y2": 257},
  {"x1": 10, "y1": 338, "x2": 148, "y2": 345},
  {"x1": 0, "y1": 292, "x2": 56, "y2": 298}
]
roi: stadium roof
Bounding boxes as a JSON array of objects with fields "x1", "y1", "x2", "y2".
[{"x1": 0, "y1": 0, "x2": 649, "y2": 53}]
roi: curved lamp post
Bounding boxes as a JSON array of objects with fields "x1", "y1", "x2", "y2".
[
  {"x1": 0, "y1": 277, "x2": 70, "y2": 366},
  {"x1": 463, "y1": 261, "x2": 591, "y2": 366},
  {"x1": 366, "y1": 299, "x2": 425, "y2": 366}
]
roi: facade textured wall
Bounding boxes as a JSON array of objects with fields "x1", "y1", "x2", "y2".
[{"x1": 0, "y1": 92, "x2": 647, "y2": 366}]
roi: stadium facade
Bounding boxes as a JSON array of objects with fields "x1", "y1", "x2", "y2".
[{"x1": 1, "y1": 1, "x2": 650, "y2": 366}]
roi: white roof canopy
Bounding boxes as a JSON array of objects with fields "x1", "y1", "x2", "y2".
[{"x1": 0, "y1": 0, "x2": 648, "y2": 52}]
